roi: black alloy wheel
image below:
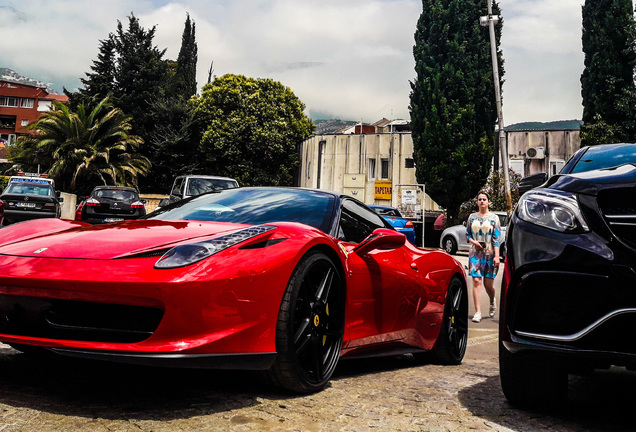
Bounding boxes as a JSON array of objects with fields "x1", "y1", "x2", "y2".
[
  {"x1": 443, "y1": 236, "x2": 458, "y2": 255},
  {"x1": 268, "y1": 251, "x2": 345, "y2": 393},
  {"x1": 433, "y1": 276, "x2": 468, "y2": 364}
]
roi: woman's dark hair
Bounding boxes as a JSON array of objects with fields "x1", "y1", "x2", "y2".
[{"x1": 477, "y1": 190, "x2": 490, "y2": 200}]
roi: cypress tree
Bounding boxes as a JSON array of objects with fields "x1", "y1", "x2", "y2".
[
  {"x1": 173, "y1": 13, "x2": 198, "y2": 98},
  {"x1": 580, "y1": 0, "x2": 636, "y2": 146},
  {"x1": 409, "y1": 0, "x2": 503, "y2": 222}
]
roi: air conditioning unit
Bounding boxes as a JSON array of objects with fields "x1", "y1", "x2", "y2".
[{"x1": 526, "y1": 146, "x2": 545, "y2": 159}]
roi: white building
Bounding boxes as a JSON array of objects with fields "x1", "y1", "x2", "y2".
[{"x1": 299, "y1": 119, "x2": 443, "y2": 221}]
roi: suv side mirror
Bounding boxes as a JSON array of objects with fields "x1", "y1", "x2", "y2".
[
  {"x1": 519, "y1": 172, "x2": 548, "y2": 196},
  {"x1": 353, "y1": 228, "x2": 406, "y2": 256}
]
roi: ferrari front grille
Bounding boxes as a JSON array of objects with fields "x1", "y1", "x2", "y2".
[{"x1": 0, "y1": 295, "x2": 163, "y2": 343}]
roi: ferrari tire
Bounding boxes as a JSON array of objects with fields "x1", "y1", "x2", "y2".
[
  {"x1": 432, "y1": 276, "x2": 468, "y2": 365},
  {"x1": 443, "y1": 236, "x2": 457, "y2": 255},
  {"x1": 499, "y1": 344, "x2": 567, "y2": 409},
  {"x1": 268, "y1": 250, "x2": 345, "y2": 393}
]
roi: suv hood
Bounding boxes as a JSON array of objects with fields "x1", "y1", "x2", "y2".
[{"x1": 546, "y1": 163, "x2": 636, "y2": 196}]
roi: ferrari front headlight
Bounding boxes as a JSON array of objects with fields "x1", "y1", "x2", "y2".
[
  {"x1": 154, "y1": 225, "x2": 276, "y2": 269},
  {"x1": 517, "y1": 189, "x2": 589, "y2": 233}
]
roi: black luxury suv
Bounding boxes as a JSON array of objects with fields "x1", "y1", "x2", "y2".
[{"x1": 500, "y1": 143, "x2": 636, "y2": 408}]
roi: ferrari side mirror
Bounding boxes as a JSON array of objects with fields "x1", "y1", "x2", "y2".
[{"x1": 353, "y1": 228, "x2": 406, "y2": 256}]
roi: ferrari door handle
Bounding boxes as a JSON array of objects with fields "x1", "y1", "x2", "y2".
[{"x1": 410, "y1": 263, "x2": 418, "y2": 271}]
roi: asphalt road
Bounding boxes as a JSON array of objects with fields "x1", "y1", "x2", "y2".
[{"x1": 0, "y1": 252, "x2": 634, "y2": 431}]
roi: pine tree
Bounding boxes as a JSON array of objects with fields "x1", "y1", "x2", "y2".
[
  {"x1": 72, "y1": 14, "x2": 202, "y2": 192},
  {"x1": 80, "y1": 35, "x2": 117, "y2": 100},
  {"x1": 580, "y1": 0, "x2": 636, "y2": 145},
  {"x1": 113, "y1": 14, "x2": 167, "y2": 139},
  {"x1": 409, "y1": 0, "x2": 503, "y2": 222}
]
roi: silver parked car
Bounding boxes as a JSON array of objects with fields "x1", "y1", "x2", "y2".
[{"x1": 439, "y1": 211, "x2": 509, "y2": 258}]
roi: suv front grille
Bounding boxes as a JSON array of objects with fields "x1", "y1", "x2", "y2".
[{"x1": 598, "y1": 187, "x2": 636, "y2": 250}]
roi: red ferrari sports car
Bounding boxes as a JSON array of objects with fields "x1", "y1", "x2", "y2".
[{"x1": 0, "y1": 187, "x2": 468, "y2": 393}]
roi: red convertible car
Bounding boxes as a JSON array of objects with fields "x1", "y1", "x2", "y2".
[{"x1": 0, "y1": 187, "x2": 468, "y2": 393}]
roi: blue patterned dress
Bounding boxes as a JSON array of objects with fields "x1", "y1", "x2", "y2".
[{"x1": 466, "y1": 212, "x2": 503, "y2": 279}]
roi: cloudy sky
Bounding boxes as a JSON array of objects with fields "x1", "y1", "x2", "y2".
[{"x1": 0, "y1": 0, "x2": 585, "y2": 125}]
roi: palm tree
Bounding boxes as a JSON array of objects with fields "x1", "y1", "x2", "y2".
[{"x1": 9, "y1": 97, "x2": 150, "y2": 194}]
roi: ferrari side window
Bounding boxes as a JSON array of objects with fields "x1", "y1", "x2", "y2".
[{"x1": 339, "y1": 199, "x2": 386, "y2": 244}]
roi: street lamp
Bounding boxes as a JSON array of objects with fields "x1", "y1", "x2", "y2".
[{"x1": 480, "y1": 0, "x2": 512, "y2": 213}]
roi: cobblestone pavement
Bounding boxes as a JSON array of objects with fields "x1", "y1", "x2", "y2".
[{"x1": 0, "y1": 255, "x2": 634, "y2": 431}]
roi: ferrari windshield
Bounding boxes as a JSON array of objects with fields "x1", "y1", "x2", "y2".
[{"x1": 150, "y1": 187, "x2": 337, "y2": 233}]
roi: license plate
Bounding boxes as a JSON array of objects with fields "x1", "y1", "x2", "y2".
[
  {"x1": 16, "y1": 202, "x2": 36, "y2": 208},
  {"x1": 104, "y1": 218, "x2": 124, "y2": 222}
]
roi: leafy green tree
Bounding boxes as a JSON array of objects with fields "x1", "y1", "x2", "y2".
[
  {"x1": 9, "y1": 97, "x2": 150, "y2": 195},
  {"x1": 190, "y1": 74, "x2": 315, "y2": 186},
  {"x1": 409, "y1": 0, "x2": 503, "y2": 224},
  {"x1": 580, "y1": 0, "x2": 636, "y2": 146}
]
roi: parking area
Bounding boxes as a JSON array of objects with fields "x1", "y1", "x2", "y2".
[{"x1": 0, "y1": 250, "x2": 634, "y2": 431}]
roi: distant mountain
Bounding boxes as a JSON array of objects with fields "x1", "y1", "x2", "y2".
[
  {"x1": 506, "y1": 120, "x2": 582, "y2": 131},
  {"x1": 313, "y1": 119, "x2": 358, "y2": 135},
  {"x1": 0, "y1": 67, "x2": 58, "y2": 94}
]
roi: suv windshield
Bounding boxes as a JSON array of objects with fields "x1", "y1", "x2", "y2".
[{"x1": 568, "y1": 144, "x2": 636, "y2": 174}]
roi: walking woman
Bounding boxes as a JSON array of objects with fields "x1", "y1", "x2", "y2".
[{"x1": 466, "y1": 191, "x2": 503, "y2": 323}]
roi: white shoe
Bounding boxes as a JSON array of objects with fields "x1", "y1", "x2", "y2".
[
  {"x1": 472, "y1": 312, "x2": 482, "y2": 323},
  {"x1": 489, "y1": 300, "x2": 497, "y2": 317}
]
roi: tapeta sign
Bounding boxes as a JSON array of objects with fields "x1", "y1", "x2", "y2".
[{"x1": 374, "y1": 180, "x2": 392, "y2": 200}]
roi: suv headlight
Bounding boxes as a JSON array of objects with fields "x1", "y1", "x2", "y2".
[{"x1": 517, "y1": 189, "x2": 589, "y2": 233}]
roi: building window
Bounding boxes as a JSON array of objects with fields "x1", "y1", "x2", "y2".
[
  {"x1": 21, "y1": 119, "x2": 29, "y2": 127},
  {"x1": 21, "y1": 98, "x2": 34, "y2": 109},
  {"x1": 368, "y1": 158, "x2": 376, "y2": 179},
  {"x1": 0, "y1": 97, "x2": 19, "y2": 107},
  {"x1": 405, "y1": 158, "x2": 415, "y2": 168},
  {"x1": 381, "y1": 159, "x2": 389, "y2": 179}
]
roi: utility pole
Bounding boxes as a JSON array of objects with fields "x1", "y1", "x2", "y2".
[{"x1": 480, "y1": 0, "x2": 512, "y2": 213}]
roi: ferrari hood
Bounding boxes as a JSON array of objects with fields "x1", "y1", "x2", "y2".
[{"x1": 0, "y1": 219, "x2": 255, "y2": 259}]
